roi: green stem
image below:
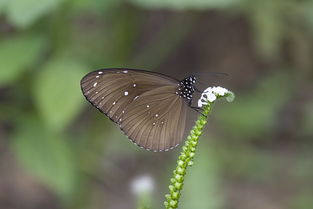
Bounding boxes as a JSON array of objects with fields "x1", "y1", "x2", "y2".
[{"x1": 164, "y1": 103, "x2": 212, "y2": 209}]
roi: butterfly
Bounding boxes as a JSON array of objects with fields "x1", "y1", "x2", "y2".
[{"x1": 80, "y1": 68, "x2": 199, "y2": 152}]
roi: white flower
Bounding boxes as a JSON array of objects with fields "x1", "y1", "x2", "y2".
[
  {"x1": 130, "y1": 175, "x2": 154, "y2": 195},
  {"x1": 207, "y1": 92, "x2": 217, "y2": 102},
  {"x1": 212, "y1": 86, "x2": 228, "y2": 96},
  {"x1": 198, "y1": 86, "x2": 234, "y2": 107}
]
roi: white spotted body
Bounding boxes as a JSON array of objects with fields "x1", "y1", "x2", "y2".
[{"x1": 177, "y1": 76, "x2": 196, "y2": 103}]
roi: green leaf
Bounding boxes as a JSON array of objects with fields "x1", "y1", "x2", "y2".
[
  {"x1": 5, "y1": 0, "x2": 64, "y2": 28},
  {"x1": 0, "y1": 35, "x2": 45, "y2": 86},
  {"x1": 180, "y1": 141, "x2": 224, "y2": 209},
  {"x1": 33, "y1": 58, "x2": 86, "y2": 131},
  {"x1": 71, "y1": 0, "x2": 122, "y2": 12},
  {"x1": 129, "y1": 0, "x2": 241, "y2": 10},
  {"x1": 12, "y1": 117, "x2": 77, "y2": 197}
]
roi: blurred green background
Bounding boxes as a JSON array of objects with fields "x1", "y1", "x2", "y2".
[{"x1": 0, "y1": 0, "x2": 313, "y2": 209}]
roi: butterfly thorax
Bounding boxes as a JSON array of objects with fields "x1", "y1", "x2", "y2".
[{"x1": 176, "y1": 75, "x2": 196, "y2": 103}]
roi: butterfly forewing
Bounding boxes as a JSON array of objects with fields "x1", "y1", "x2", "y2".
[{"x1": 81, "y1": 68, "x2": 189, "y2": 151}]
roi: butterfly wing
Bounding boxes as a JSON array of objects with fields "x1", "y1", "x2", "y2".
[
  {"x1": 80, "y1": 68, "x2": 187, "y2": 151},
  {"x1": 119, "y1": 86, "x2": 188, "y2": 151}
]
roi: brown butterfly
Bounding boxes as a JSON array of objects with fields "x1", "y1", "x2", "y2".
[{"x1": 80, "y1": 68, "x2": 198, "y2": 152}]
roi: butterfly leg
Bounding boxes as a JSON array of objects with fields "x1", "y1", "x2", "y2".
[
  {"x1": 191, "y1": 106, "x2": 206, "y2": 116},
  {"x1": 195, "y1": 88, "x2": 202, "y2": 93},
  {"x1": 188, "y1": 100, "x2": 205, "y2": 116}
]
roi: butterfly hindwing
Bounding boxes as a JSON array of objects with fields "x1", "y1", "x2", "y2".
[{"x1": 119, "y1": 86, "x2": 187, "y2": 151}]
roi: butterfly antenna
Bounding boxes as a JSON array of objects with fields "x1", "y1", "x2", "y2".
[{"x1": 195, "y1": 72, "x2": 230, "y2": 88}]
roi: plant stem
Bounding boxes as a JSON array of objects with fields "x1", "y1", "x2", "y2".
[{"x1": 164, "y1": 103, "x2": 212, "y2": 209}]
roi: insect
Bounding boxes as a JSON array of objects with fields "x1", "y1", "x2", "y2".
[{"x1": 80, "y1": 68, "x2": 200, "y2": 152}]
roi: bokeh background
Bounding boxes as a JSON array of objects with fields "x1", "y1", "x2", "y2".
[{"x1": 1, "y1": 0, "x2": 313, "y2": 209}]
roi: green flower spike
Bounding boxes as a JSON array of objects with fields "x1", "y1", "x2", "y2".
[{"x1": 164, "y1": 86, "x2": 235, "y2": 209}]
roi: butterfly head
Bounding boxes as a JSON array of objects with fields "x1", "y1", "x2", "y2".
[{"x1": 177, "y1": 75, "x2": 196, "y2": 102}]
